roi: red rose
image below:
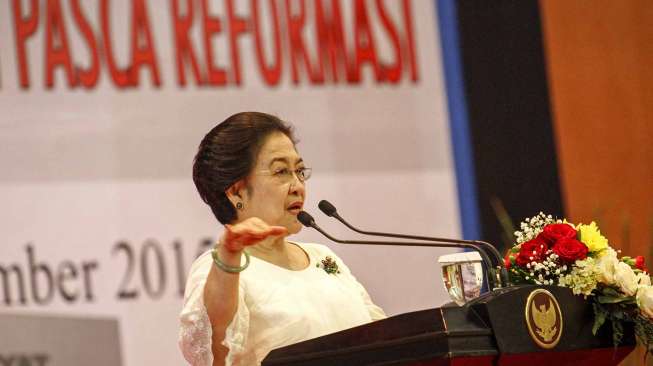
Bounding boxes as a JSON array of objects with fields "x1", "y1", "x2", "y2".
[
  {"x1": 551, "y1": 238, "x2": 588, "y2": 263},
  {"x1": 515, "y1": 237, "x2": 549, "y2": 267},
  {"x1": 539, "y1": 223, "x2": 577, "y2": 245},
  {"x1": 635, "y1": 256, "x2": 648, "y2": 272}
]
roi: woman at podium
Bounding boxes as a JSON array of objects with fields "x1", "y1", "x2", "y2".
[{"x1": 178, "y1": 112, "x2": 385, "y2": 366}]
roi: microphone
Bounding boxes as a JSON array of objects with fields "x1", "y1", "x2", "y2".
[
  {"x1": 297, "y1": 211, "x2": 501, "y2": 290},
  {"x1": 316, "y1": 200, "x2": 509, "y2": 288}
]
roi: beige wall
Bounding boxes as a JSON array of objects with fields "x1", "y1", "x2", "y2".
[{"x1": 540, "y1": 1, "x2": 653, "y2": 364}]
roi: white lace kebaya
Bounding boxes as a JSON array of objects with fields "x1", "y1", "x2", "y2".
[{"x1": 178, "y1": 242, "x2": 386, "y2": 366}]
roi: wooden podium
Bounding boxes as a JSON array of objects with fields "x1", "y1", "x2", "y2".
[{"x1": 262, "y1": 285, "x2": 635, "y2": 366}]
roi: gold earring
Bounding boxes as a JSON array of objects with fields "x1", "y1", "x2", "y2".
[{"x1": 236, "y1": 202, "x2": 243, "y2": 210}]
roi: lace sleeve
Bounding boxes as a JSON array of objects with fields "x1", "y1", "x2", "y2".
[
  {"x1": 179, "y1": 251, "x2": 214, "y2": 365},
  {"x1": 178, "y1": 250, "x2": 251, "y2": 366},
  {"x1": 179, "y1": 302, "x2": 213, "y2": 366}
]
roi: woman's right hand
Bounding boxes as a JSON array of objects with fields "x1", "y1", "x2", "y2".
[{"x1": 220, "y1": 217, "x2": 288, "y2": 253}]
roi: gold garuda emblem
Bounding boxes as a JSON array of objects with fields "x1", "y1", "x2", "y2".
[{"x1": 525, "y1": 289, "x2": 563, "y2": 349}]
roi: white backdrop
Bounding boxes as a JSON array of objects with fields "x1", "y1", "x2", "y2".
[{"x1": 0, "y1": 1, "x2": 461, "y2": 365}]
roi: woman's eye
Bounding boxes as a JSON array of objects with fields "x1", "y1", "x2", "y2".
[{"x1": 274, "y1": 168, "x2": 289, "y2": 176}]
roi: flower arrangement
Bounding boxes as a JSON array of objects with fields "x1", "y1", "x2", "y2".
[{"x1": 505, "y1": 213, "x2": 653, "y2": 353}]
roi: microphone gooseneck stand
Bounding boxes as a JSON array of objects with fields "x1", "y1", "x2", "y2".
[
  {"x1": 297, "y1": 211, "x2": 502, "y2": 290},
  {"x1": 317, "y1": 200, "x2": 510, "y2": 288}
]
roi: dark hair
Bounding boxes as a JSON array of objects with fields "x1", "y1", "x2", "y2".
[{"x1": 193, "y1": 112, "x2": 296, "y2": 224}]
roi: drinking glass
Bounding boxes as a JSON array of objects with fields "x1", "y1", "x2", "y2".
[{"x1": 438, "y1": 252, "x2": 484, "y2": 306}]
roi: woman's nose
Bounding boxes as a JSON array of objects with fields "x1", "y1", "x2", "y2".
[{"x1": 289, "y1": 175, "x2": 305, "y2": 195}]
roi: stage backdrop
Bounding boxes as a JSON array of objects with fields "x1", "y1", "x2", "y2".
[{"x1": 0, "y1": 1, "x2": 465, "y2": 365}]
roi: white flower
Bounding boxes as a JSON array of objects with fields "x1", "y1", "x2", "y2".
[
  {"x1": 595, "y1": 248, "x2": 618, "y2": 285},
  {"x1": 614, "y1": 261, "x2": 638, "y2": 296},
  {"x1": 636, "y1": 285, "x2": 653, "y2": 319},
  {"x1": 514, "y1": 212, "x2": 556, "y2": 243},
  {"x1": 558, "y1": 257, "x2": 600, "y2": 296},
  {"x1": 637, "y1": 272, "x2": 651, "y2": 287}
]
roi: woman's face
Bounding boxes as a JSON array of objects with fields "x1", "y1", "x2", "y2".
[{"x1": 237, "y1": 132, "x2": 306, "y2": 234}]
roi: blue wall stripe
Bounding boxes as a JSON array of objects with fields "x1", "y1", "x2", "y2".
[{"x1": 435, "y1": 0, "x2": 482, "y2": 240}]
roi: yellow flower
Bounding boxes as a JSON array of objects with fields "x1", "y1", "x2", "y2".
[{"x1": 578, "y1": 222, "x2": 609, "y2": 254}]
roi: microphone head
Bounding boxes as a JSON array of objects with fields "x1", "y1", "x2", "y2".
[
  {"x1": 318, "y1": 200, "x2": 338, "y2": 217},
  {"x1": 297, "y1": 211, "x2": 315, "y2": 227}
]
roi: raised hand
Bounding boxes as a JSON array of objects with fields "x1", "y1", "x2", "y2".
[{"x1": 221, "y1": 217, "x2": 288, "y2": 253}]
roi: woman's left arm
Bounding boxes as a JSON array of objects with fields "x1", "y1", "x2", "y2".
[
  {"x1": 356, "y1": 281, "x2": 386, "y2": 321},
  {"x1": 323, "y1": 246, "x2": 386, "y2": 321}
]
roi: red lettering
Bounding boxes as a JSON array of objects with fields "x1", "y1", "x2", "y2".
[
  {"x1": 44, "y1": 0, "x2": 76, "y2": 88},
  {"x1": 201, "y1": 0, "x2": 227, "y2": 85},
  {"x1": 402, "y1": 0, "x2": 418, "y2": 81},
  {"x1": 375, "y1": 0, "x2": 401, "y2": 83},
  {"x1": 315, "y1": 0, "x2": 352, "y2": 83},
  {"x1": 286, "y1": 0, "x2": 323, "y2": 84},
  {"x1": 71, "y1": 0, "x2": 100, "y2": 88},
  {"x1": 130, "y1": 0, "x2": 161, "y2": 86},
  {"x1": 352, "y1": 0, "x2": 380, "y2": 82},
  {"x1": 12, "y1": 0, "x2": 39, "y2": 88},
  {"x1": 251, "y1": 0, "x2": 282, "y2": 86},
  {"x1": 172, "y1": 0, "x2": 205, "y2": 86},
  {"x1": 100, "y1": 0, "x2": 131, "y2": 88},
  {"x1": 227, "y1": 0, "x2": 249, "y2": 85}
]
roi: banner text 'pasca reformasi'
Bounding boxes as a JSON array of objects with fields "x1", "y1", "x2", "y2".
[{"x1": 10, "y1": 0, "x2": 419, "y2": 89}]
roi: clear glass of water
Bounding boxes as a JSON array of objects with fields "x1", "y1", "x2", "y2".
[{"x1": 438, "y1": 252, "x2": 484, "y2": 306}]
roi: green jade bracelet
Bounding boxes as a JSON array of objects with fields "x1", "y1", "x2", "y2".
[{"x1": 211, "y1": 247, "x2": 250, "y2": 273}]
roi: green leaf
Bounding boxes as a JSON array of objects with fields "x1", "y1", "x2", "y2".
[
  {"x1": 597, "y1": 295, "x2": 630, "y2": 304},
  {"x1": 592, "y1": 303, "x2": 608, "y2": 335},
  {"x1": 611, "y1": 319, "x2": 624, "y2": 347},
  {"x1": 601, "y1": 287, "x2": 621, "y2": 297},
  {"x1": 621, "y1": 298, "x2": 637, "y2": 305},
  {"x1": 633, "y1": 316, "x2": 653, "y2": 356},
  {"x1": 612, "y1": 310, "x2": 626, "y2": 320}
]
